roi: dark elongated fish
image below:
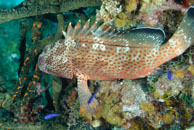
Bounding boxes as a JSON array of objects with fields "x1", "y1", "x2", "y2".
[
  {"x1": 88, "y1": 88, "x2": 99, "y2": 104},
  {"x1": 44, "y1": 113, "x2": 60, "y2": 119}
]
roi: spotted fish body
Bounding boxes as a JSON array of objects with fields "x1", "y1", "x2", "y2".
[{"x1": 38, "y1": 7, "x2": 194, "y2": 116}]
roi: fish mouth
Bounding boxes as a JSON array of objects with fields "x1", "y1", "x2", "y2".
[
  {"x1": 38, "y1": 56, "x2": 60, "y2": 76},
  {"x1": 38, "y1": 56, "x2": 49, "y2": 73}
]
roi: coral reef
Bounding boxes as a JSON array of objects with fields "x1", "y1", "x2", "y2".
[
  {"x1": 16, "y1": 103, "x2": 43, "y2": 123},
  {"x1": 97, "y1": 0, "x2": 190, "y2": 29},
  {"x1": 120, "y1": 80, "x2": 147, "y2": 120},
  {"x1": 153, "y1": 74, "x2": 184, "y2": 98},
  {"x1": 83, "y1": 64, "x2": 194, "y2": 129}
]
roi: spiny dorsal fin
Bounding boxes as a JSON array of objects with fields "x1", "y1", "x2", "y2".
[{"x1": 65, "y1": 20, "x2": 166, "y2": 48}]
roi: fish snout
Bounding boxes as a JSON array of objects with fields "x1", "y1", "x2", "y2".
[{"x1": 38, "y1": 56, "x2": 47, "y2": 72}]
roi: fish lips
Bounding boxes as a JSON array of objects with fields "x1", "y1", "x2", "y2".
[
  {"x1": 38, "y1": 56, "x2": 64, "y2": 77},
  {"x1": 38, "y1": 56, "x2": 49, "y2": 73}
]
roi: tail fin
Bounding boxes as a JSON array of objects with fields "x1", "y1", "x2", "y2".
[
  {"x1": 166, "y1": 6, "x2": 194, "y2": 57},
  {"x1": 155, "y1": 7, "x2": 194, "y2": 68},
  {"x1": 176, "y1": 6, "x2": 194, "y2": 47}
]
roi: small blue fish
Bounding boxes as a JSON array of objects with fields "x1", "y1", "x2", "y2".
[
  {"x1": 88, "y1": 88, "x2": 99, "y2": 104},
  {"x1": 168, "y1": 72, "x2": 173, "y2": 80},
  {"x1": 44, "y1": 113, "x2": 60, "y2": 120}
]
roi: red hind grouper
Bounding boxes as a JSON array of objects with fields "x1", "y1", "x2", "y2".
[{"x1": 38, "y1": 7, "x2": 194, "y2": 116}]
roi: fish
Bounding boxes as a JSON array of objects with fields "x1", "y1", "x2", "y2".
[
  {"x1": 38, "y1": 6, "x2": 194, "y2": 117},
  {"x1": 88, "y1": 88, "x2": 99, "y2": 104},
  {"x1": 44, "y1": 113, "x2": 60, "y2": 120},
  {"x1": 168, "y1": 72, "x2": 173, "y2": 80}
]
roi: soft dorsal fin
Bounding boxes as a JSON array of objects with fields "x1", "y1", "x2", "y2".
[
  {"x1": 65, "y1": 20, "x2": 166, "y2": 48},
  {"x1": 122, "y1": 27, "x2": 166, "y2": 47}
]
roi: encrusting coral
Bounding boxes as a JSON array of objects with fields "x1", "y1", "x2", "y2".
[
  {"x1": 89, "y1": 79, "x2": 180, "y2": 128},
  {"x1": 96, "y1": 0, "x2": 123, "y2": 22}
]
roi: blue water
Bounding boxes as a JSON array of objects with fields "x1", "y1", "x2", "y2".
[
  {"x1": 0, "y1": 0, "x2": 24, "y2": 89},
  {"x1": 0, "y1": 0, "x2": 24, "y2": 9}
]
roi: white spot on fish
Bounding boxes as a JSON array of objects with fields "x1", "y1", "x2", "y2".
[
  {"x1": 100, "y1": 44, "x2": 106, "y2": 51},
  {"x1": 116, "y1": 47, "x2": 121, "y2": 54},
  {"x1": 51, "y1": 47, "x2": 57, "y2": 53},
  {"x1": 169, "y1": 38, "x2": 176, "y2": 47},
  {"x1": 184, "y1": 35, "x2": 187, "y2": 40},
  {"x1": 124, "y1": 47, "x2": 130, "y2": 53},
  {"x1": 62, "y1": 57, "x2": 68, "y2": 63},
  {"x1": 56, "y1": 55, "x2": 62, "y2": 61},
  {"x1": 169, "y1": 39, "x2": 173, "y2": 43},
  {"x1": 92, "y1": 43, "x2": 99, "y2": 50},
  {"x1": 82, "y1": 44, "x2": 86, "y2": 47},
  {"x1": 65, "y1": 36, "x2": 76, "y2": 48}
]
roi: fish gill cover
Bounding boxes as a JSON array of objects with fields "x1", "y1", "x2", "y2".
[{"x1": 0, "y1": 0, "x2": 194, "y2": 130}]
